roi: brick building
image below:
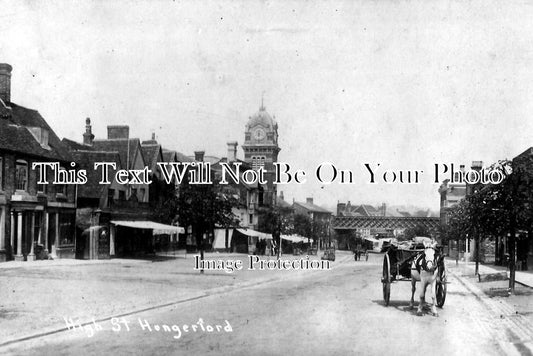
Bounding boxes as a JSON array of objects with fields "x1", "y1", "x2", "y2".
[{"x1": 0, "y1": 63, "x2": 76, "y2": 261}]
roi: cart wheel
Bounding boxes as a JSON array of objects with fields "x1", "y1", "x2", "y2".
[
  {"x1": 382, "y1": 254, "x2": 391, "y2": 306},
  {"x1": 436, "y1": 263, "x2": 447, "y2": 308}
]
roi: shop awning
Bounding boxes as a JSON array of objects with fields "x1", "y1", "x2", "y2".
[
  {"x1": 364, "y1": 237, "x2": 379, "y2": 243},
  {"x1": 281, "y1": 235, "x2": 306, "y2": 243},
  {"x1": 236, "y1": 228, "x2": 272, "y2": 240},
  {"x1": 111, "y1": 220, "x2": 185, "y2": 235}
]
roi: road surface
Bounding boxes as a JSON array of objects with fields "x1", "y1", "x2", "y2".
[{"x1": 1, "y1": 253, "x2": 531, "y2": 355}]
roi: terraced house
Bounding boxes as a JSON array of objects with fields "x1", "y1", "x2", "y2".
[{"x1": 0, "y1": 63, "x2": 76, "y2": 262}]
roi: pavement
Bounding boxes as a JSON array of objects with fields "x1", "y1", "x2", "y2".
[{"x1": 447, "y1": 258, "x2": 533, "y2": 288}]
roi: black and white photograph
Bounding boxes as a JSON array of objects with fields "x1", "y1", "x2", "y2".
[{"x1": 1, "y1": 1, "x2": 533, "y2": 355}]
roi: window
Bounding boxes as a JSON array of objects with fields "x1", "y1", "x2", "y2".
[
  {"x1": 56, "y1": 166, "x2": 68, "y2": 196},
  {"x1": 118, "y1": 190, "x2": 126, "y2": 201},
  {"x1": 251, "y1": 156, "x2": 266, "y2": 171},
  {"x1": 107, "y1": 189, "x2": 115, "y2": 208},
  {"x1": 15, "y1": 160, "x2": 28, "y2": 191},
  {"x1": 37, "y1": 165, "x2": 46, "y2": 193}
]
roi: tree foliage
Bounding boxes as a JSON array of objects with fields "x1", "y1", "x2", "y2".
[{"x1": 399, "y1": 224, "x2": 431, "y2": 241}]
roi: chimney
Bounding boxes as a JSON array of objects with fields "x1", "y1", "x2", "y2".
[
  {"x1": 227, "y1": 141, "x2": 238, "y2": 162},
  {"x1": 83, "y1": 117, "x2": 95, "y2": 145},
  {"x1": 337, "y1": 202, "x2": 346, "y2": 216},
  {"x1": 0, "y1": 63, "x2": 13, "y2": 104},
  {"x1": 151, "y1": 132, "x2": 156, "y2": 140},
  {"x1": 306, "y1": 197, "x2": 314, "y2": 205},
  {"x1": 471, "y1": 161, "x2": 483, "y2": 171},
  {"x1": 107, "y1": 125, "x2": 130, "y2": 139},
  {"x1": 381, "y1": 202, "x2": 386, "y2": 216},
  {"x1": 194, "y1": 150, "x2": 205, "y2": 162}
]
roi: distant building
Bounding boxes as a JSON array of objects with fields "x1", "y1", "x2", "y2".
[
  {"x1": 0, "y1": 63, "x2": 76, "y2": 261},
  {"x1": 293, "y1": 197, "x2": 332, "y2": 247},
  {"x1": 241, "y1": 102, "x2": 280, "y2": 207},
  {"x1": 337, "y1": 202, "x2": 386, "y2": 217},
  {"x1": 63, "y1": 121, "x2": 159, "y2": 259}
]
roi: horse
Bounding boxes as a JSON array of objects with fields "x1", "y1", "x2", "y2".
[{"x1": 409, "y1": 243, "x2": 439, "y2": 316}]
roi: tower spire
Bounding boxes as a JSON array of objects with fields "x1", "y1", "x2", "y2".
[{"x1": 260, "y1": 91, "x2": 265, "y2": 111}]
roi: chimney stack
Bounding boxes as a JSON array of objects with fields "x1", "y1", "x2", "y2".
[
  {"x1": 471, "y1": 161, "x2": 483, "y2": 171},
  {"x1": 83, "y1": 117, "x2": 95, "y2": 145},
  {"x1": 194, "y1": 150, "x2": 205, "y2": 162},
  {"x1": 107, "y1": 125, "x2": 130, "y2": 139},
  {"x1": 227, "y1": 141, "x2": 238, "y2": 162},
  {"x1": 306, "y1": 197, "x2": 314, "y2": 205},
  {"x1": 151, "y1": 132, "x2": 156, "y2": 140},
  {"x1": 0, "y1": 63, "x2": 13, "y2": 104}
]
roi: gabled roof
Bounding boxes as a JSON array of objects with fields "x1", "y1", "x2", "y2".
[
  {"x1": 92, "y1": 138, "x2": 145, "y2": 170},
  {"x1": 72, "y1": 150, "x2": 122, "y2": 199},
  {"x1": 140, "y1": 143, "x2": 162, "y2": 171},
  {"x1": 162, "y1": 150, "x2": 177, "y2": 162},
  {"x1": 0, "y1": 102, "x2": 71, "y2": 161}
]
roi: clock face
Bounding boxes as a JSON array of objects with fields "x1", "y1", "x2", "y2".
[{"x1": 254, "y1": 128, "x2": 266, "y2": 141}]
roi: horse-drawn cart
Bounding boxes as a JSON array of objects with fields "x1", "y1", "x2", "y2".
[{"x1": 381, "y1": 240, "x2": 447, "y2": 311}]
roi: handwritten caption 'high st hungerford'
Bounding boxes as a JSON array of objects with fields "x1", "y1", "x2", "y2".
[{"x1": 31, "y1": 162, "x2": 506, "y2": 186}]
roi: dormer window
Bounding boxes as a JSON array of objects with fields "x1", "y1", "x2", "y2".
[{"x1": 27, "y1": 127, "x2": 50, "y2": 149}]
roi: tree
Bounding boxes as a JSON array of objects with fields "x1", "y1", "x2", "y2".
[
  {"x1": 486, "y1": 158, "x2": 533, "y2": 291},
  {"x1": 293, "y1": 214, "x2": 312, "y2": 242},
  {"x1": 399, "y1": 224, "x2": 431, "y2": 241},
  {"x1": 175, "y1": 172, "x2": 239, "y2": 273},
  {"x1": 257, "y1": 205, "x2": 294, "y2": 259},
  {"x1": 456, "y1": 157, "x2": 533, "y2": 291}
]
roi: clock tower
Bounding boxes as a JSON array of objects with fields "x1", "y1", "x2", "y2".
[{"x1": 242, "y1": 101, "x2": 280, "y2": 206}]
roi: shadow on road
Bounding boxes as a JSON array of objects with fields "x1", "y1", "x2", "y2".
[{"x1": 371, "y1": 299, "x2": 440, "y2": 316}]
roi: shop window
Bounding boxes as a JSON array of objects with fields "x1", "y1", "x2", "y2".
[{"x1": 59, "y1": 213, "x2": 75, "y2": 246}]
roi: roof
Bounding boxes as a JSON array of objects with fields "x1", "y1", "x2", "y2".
[
  {"x1": 72, "y1": 150, "x2": 122, "y2": 199},
  {"x1": 140, "y1": 144, "x2": 162, "y2": 171},
  {"x1": 162, "y1": 150, "x2": 177, "y2": 162},
  {"x1": 0, "y1": 102, "x2": 72, "y2": 161},
  {"x1": 276, "y1": 195, "x2": 292, "y2": 209},
  {"x1": 188, "y1": 155, "x2": 220, "y2": 164},
  {"x1": 246, "y1": 106, "x2": 277, "y2": 130},
  {"x1": 293, "y1": 201, "x2": 332, "y2": 214},
  {"x1": 332, "y1": 216, "x2": 440, "y2": 231},
  {"x1": 176, "y1": 152, "x2": 193, "y2": 162},
  {"x1": 92, "y1": 138, "x2": 144, "y2": 170}
]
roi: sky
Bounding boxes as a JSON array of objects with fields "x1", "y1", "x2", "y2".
[{"x1": 2, "y1": 0, "x2": 533, "y2": 212}]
